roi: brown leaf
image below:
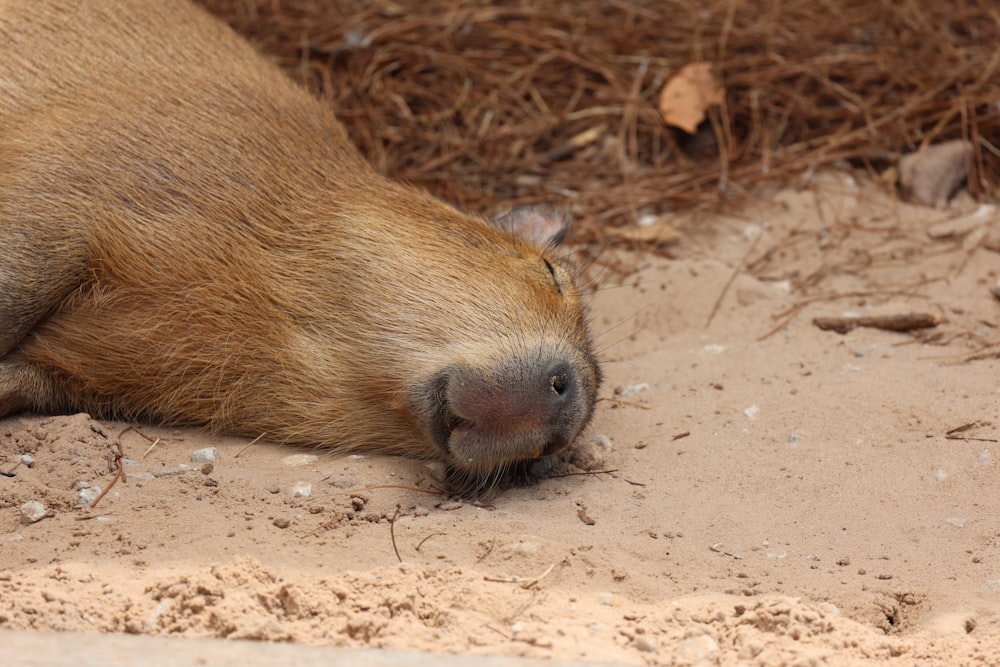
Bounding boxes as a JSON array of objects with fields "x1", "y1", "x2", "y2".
[{"x1": 658, "y1": 62, "x2": 724, "y2": 134}]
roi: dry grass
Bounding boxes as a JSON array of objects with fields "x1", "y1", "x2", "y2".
[{"x1": 197, "y1": 0, "x2": 1000, "y2": 245}]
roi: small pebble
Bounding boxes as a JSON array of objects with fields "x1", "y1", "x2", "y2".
[
  {"x1": 632, "y1": 635, "x2": 658, "y2": 653},
  {"x1": 569, "y1": 436, "x2": 610, "y2": 471},
  {"x1": 281, "y1": 454, "x2": 318, "y2": 466},
  {"x1": 17, "y1": 454, "x2": 34, "y2": 468},
  {"x1": 151, "y1": 464, "x2": 194, "y2": 478},
  {"x1": 616, "y1": 383, "x2": 649, "y2": 398},
  {"x1": 946, "y1": 517, "x2": 966, "y2": 528},
  {"x1": 77, "y1": 486, "x2": 101, "y2": 504},
  {"x1": 20, "y1": 501, "x2": 47, "y2": 525},
  {"x1": 438, "y1": 500, "x2": 463, "y2": 511},
  {"x1": 291, "y1": 481, "x2": 312, "y2": 498},
  {"x1": 272, "y1": 517, "x2": 290, "y2": 529},
  {"x1": 190, "y1": 448, "x2": 218, "y2": 464}
]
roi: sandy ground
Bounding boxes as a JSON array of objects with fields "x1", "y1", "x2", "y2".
[{"x1": 2, "y1": 174, "x2": 999, "y2": 665}]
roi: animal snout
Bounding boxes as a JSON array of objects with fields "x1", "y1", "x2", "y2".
[{"x1": 419, "y1": 348, "x2": 599, "y2": 472}]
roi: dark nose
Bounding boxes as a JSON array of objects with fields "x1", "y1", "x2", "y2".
[
  {"x1": 417, "y1": 347, "x2": 599, "y2": 469},
  {"x1": 443, "y1": 357, "x2": 584, "y2": 442}
]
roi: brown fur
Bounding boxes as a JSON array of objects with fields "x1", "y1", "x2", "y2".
[{"x1": 0, "y1": 0, "x2": 600, "y2": 488}]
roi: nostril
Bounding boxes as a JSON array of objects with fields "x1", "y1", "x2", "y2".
[{"x1": 544, "y1": 362, "x2": 574, "y2": 402}]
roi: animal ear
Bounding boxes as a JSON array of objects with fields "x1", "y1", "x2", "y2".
[{"x1": 491, "y1": 206, "x2": 570, "y2": 248}]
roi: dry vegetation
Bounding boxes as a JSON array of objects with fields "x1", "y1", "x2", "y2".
[{"x1": 197, "y1": 0, "x2": 1000, "y2": 244}]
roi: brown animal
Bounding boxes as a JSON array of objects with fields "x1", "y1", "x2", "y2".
[{"x1": 0, "y1": 0, "x2": 601, "y2": 492}]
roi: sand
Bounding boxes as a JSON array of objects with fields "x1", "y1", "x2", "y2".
[{"x1": 2, "y1": 174, "x2": 999, "y2": 665}]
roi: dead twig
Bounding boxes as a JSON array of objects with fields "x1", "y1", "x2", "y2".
[
  {"x1": 389, "y1": 504, "x2": 402, "y2": 563},
  {"x1": 709, "y1": 542, "x2": 743, "y2": 560},
  {"x1": 707, "y1": 231, "x2": 762, "y2": 327},
  {"x1": 234, "y1": 433, "x2": 267, "y2": 458},
  {"x1": 944, "y1": 422, "x2": 998, "y2": 442},
  {"x1": 813, "y1": 312, "x2": 941, "y2": 334},
  {"x1": 546, "y1": 468, "x2": 618, "y2": 479},
  {"x1": 89, "y1": 442, "x2": 126, "y2": 509},
  {"x1": 597, "y1": 396, "x2": 651, "y2": 410},
  {"x1": 484, "y1": 558, "x2": 564, "y2": 589},
  {"x1": 415, "y1": 532, "x2": 446, "y2": 552},
  {"x1": 139, "y1": 437, "x2": 161, "y2": 461}
]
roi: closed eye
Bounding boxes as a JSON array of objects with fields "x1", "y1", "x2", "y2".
[{"x1": 542, "y1": 258, "x2": 563, "y2": 295}]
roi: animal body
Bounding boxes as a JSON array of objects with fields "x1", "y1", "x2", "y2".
[{"x1": 0, "y1": 0, "x2": 601, "y2": 491}]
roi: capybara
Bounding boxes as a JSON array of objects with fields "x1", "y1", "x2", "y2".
[{"x1": 0, "y1": 0, "x2": 601, "y2": 492}]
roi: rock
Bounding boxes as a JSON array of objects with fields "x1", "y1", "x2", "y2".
[
  {"x1": 17, "y1": 454, "x2": 34, "y2": 468},
  {"x1": 151, "y1": 464, "x2": 194, "y2": 478},
  {"x1": 291, "y1": 481, "x2": 312, "y2": 498},
  {"x1": 190, "y1": 447, "x2": 218, "y2": 463},
  {"x1": 569, "y1": 434, "x2": 612, "y2": 471},
  {"x1": 20, "y1": 501, "x2": 47, "y2": 525},
  {"x1": 898, "y1": 139, "x2": 973, "y2": 208},
  {"x1": 632, "y1": 635, "x2": 658, "y2": 653},
  {"x1": 77, "y1": 486, "x2": 101, "y2": 504}
]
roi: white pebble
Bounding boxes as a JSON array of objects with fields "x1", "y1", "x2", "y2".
[
  {"x1": 946, "y1": 517, "x2": 966, "y2": 528},
  {"x1": 617, "y1": 383, "x2": 649, "y2": 398},
  {"x1": 744, "y1": 404, "x2": 759, "y2": 420},
  {"x1": 190, "y1": 447, "x2": 218, "y2": 463},
  {"x1": 17, "y1": 454, "x2": 34, "y2": 467},
  {"x1": 977, "y1": 450, "x2": 991, "y2": 466},
  {"x1": 934, "y1": 469, "x2": 948, "y2": 481},
  {"x1": 77, "y1": 486, "x2": 101, "y2": 504},
  {"x1": 20, "y1": 501, "x2": 47, "y2": 525},
  {"x1": 291, "y1": 481, "x2": 312, "y2": 498},
  {"x1": 281, "y1": 454, "x2": 318, "y2": 466}
]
